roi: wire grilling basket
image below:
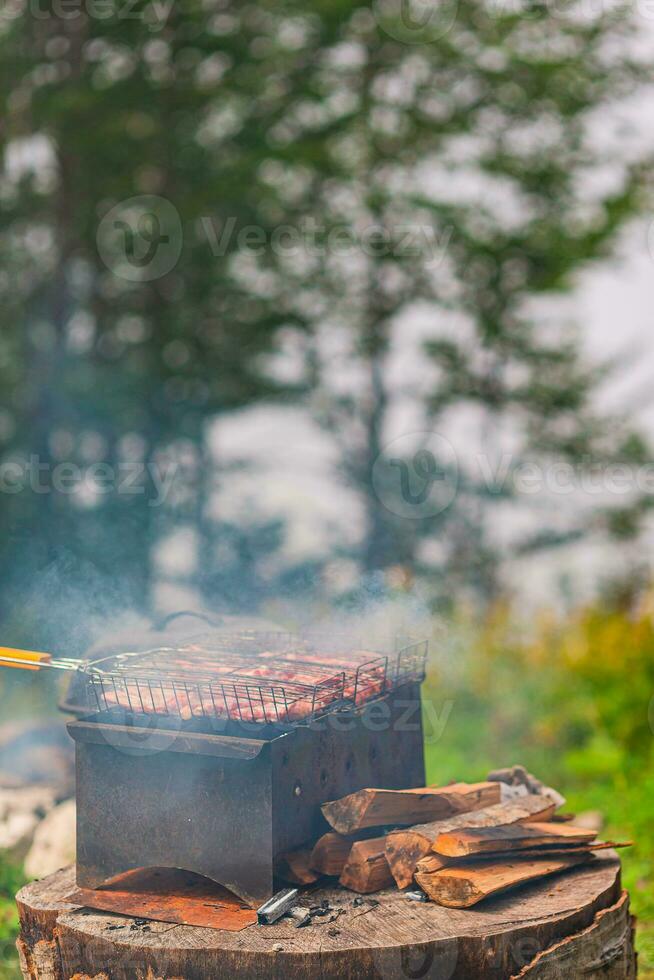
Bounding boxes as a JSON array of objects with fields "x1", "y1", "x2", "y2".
[{"x1": 0, "y1": 631, "x2": 428, "y2": 727}]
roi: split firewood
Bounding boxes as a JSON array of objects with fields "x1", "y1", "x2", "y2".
[
  {"x1": 415, "y1": 852, "x2": 592, "y2": 908},
  {"x1": 385, "y1": 796, "x2": 556, "y2": 889},
  {"x1": 275, "y1": 847, "x2": 320, "y2": 886},
  {"x1": 413, "y1": 853, "x2": 449, "y2": 875},
  {"x1": 310, "y1": 833, "x2": 354, "y2": 876},
  {"x1": 322, "y1": 781, "x2": 501, "y2": 836},
  {"x1": 415, "y1": 840, "x2": 632, "y2": 876},
  {"x1": 339, "y1": 837, "x2": 394, "y2": 894},
  {"x1": 433, "y1": 822, "x2": 597, "y2": 857}
]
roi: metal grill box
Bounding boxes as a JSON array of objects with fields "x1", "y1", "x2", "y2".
[{"x1": 65, "y1": 632, "x2": 427, "y2": 906}]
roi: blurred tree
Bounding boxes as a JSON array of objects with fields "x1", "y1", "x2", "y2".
[
  {"x1": 244, "y1": 0, "x2": 653, "y2": 603},
  {"x1": 1, "y1": 0, "x2": 652, "y2": 633},
  {"x1": 0, "y1": 0, "x2": 302, "y2": 637}
]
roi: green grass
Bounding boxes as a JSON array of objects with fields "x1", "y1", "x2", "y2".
[{"x1": 0, "y1": 861, "x2": 25, "y2": 980}]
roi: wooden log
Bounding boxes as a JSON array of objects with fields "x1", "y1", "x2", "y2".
[
  {"x1": 434, "y1": 821, "x2": 597, "y2": 857},
  {"x1": 276, "y1": 847, "x2": 320, "y2": 885},
  {"x1": 386, "y1": 796, "x2": 556, "y2": 889},
  {"x1": 15, "y1": 858, "x2": 633, "y2": 979},
  {"x1": 310, "y1": 832, "x2": 353, "y2": 876},
  {"x1": 322, "y1": 781, "x2": 501, "y2": 835},
  {"x1": 339, "y1": 837, "x2": 393, "y2": 893},
  {"x1": 416, "y1": 853, "x2": 592, "y2": 908}
]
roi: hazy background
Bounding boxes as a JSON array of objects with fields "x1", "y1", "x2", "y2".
[{"x1": 2, "y1": 0, "x2": 654, "y2": 642}]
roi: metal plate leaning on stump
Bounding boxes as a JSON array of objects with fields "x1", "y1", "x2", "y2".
[{"x1": 16, "y1": 854, "x2": 636, "y2": 980}]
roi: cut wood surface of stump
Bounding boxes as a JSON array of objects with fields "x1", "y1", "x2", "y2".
[{"x1": 15, "y1": 854, "x2": 636, "y2": 979}]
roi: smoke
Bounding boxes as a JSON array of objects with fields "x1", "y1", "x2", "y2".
[
  {"x1": 6, "y1": 552, "x2": 147, "y2": 658},
  {"x1": 264, "y1": 573, "x2": 441, "y2": 659}
]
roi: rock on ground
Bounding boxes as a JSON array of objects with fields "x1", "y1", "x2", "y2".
[
  {"x1": 0, "y1": 785, "x2": 57, "y2": 861},
  {"x1": 574, "y1": 810, "x2": 604, "y2": 833},
  {"x1": 24, "y1": 798, "x2": 76, "y2": 880},
  {"x1": 0, "y1": 720, "x2": 74, "y2": 798}
]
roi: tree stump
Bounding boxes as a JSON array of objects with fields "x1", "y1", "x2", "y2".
[{"x1": 16, "y1": 855, "x2": 636, "y2": 979}]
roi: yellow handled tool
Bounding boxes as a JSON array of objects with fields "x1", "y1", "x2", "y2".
[{"x1": 0, "y1": 647, "x2": 80, "y2": 672}]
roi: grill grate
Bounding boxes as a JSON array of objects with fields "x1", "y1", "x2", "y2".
[{"x1": 82, "y1": 633, "x2": 427, "y2": 726}]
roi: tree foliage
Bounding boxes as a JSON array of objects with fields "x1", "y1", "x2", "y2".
[{"x1": 0, "y1": 0, "x2": 651, "y2": 633}]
